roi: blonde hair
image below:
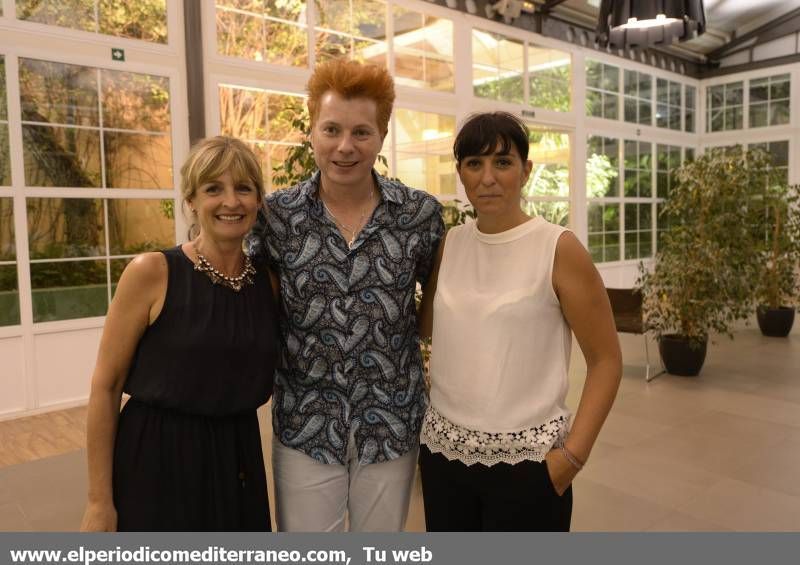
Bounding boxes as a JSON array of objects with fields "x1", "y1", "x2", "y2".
[
  {"x1": 180, "y1": 136, "x2": 264, "y2": 236},
  {"x1": 306, "y1": 59, "x2": 395, "y2": 137}
]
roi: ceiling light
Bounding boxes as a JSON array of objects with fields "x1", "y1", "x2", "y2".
[{"x1": 596, "y1": 0, "x2": 706, "y2": 49}]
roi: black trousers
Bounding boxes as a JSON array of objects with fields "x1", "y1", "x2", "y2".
[{"x1": 419, "y1": 444, "x2": 572, "y2": 532}]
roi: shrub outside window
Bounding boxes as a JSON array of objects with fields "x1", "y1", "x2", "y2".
[{"x1": 16, "y1": 0, "x2": 167, "y2": 43}]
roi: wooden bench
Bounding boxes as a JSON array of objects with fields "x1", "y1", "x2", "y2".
[{"x1": 605, "y1": 288, "x2": 664, "y2": 382}]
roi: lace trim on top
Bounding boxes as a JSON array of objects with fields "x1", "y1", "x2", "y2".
[{"x1": 420, "y1": 406, "x2": 569, "y2": 467}]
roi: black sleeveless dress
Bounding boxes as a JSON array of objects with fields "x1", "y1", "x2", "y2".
[{"x1": 112, "y1": 246, "x2": 278, "y2": 531}]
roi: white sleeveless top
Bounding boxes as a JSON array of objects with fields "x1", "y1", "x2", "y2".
[{"x1": 421, "y1": 216, "x2": 572, "y2": 466}]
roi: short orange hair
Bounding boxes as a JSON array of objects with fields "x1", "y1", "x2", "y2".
[{"x1": 307, "y1": 59, "x2": 395, "y2": 137}]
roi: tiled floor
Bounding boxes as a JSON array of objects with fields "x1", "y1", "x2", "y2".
[{"x1": 1, "y1": 328, "x2": 799, "y2": 531}]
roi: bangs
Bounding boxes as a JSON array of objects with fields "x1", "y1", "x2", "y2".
[
  {"x1": 193, "y1": 144, "x2": 260, "y2": 190},
  {"x1": 454, "y1": 112, "x2": 530, "y2": 163},
  {"x1": 454, "y1": 131, "x2": 516, "y2": 163}
]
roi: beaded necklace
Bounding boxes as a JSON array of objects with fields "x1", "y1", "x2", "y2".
[{"x1": 192, "y1": 242, "x2": 255, "y2": 292}]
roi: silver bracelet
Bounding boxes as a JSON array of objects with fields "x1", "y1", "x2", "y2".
[{"x1": 560, "y1": 446, "x2": 584, "y2": 471}]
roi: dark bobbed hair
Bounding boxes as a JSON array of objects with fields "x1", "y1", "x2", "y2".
[{"x1": 453, "y1": 112, "x2": 530, "y2": 164}]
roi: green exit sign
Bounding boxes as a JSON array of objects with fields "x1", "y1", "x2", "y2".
[{"x1": 111, "y1": 48, "x2": 125, "y2": 62}]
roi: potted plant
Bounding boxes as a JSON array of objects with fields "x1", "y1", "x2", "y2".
[
  {"x1": 753, "y1": 181, "x2": 800, "y2": 337},
  {"x1": 637, "y1": 147, "x2": 773, "y2": 376}
]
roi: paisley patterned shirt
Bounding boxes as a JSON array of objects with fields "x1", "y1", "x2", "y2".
[{"x1": 247, "y1": 171, "x2": 444, "y2": 465}]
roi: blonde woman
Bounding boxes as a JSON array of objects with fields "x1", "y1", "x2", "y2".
[{"x1": 80, "y1": 137, "x2": 278, "y2": 531}]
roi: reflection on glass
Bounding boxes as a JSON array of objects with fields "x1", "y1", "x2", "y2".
[
  {"x1": 0, "y1": 124, "x2": 10, "y2": 186},
  {"x1": 0, "y1": 198, "x2": 14, "y2": 261},
  {"x1": 393, "y1": 8, "x2": 454, "y2": 91},
  {"x1": 472, "y1": 29, "x2": 523, "y2": 104},
  {"x1": 20, "y1": 59, "x2": 99, "y2": 127},
  {"x1": 749, "y1": 74, "x2": 790, "y2": 128},
  {"x1": 23, "y1": 125, "x2": 102, "y2": 187},
  {"x1": 104, "y1": 132, "x2": 173, "y2": 189},
  {"x1": 394, "y1": 108, "x2": 455, "y2": 196},
  {"x1": 216, "y1": 1, "x2": 307, "y2": 66},
  {"x1": 98, "y1": 0, "x2": 167, "y2": 43},
  {"x1": 27, "y1": 197, "x2": 105, "y2": 259},
  {"x1": 623, "y1": 70, "x2": 651, "y2": 125},
  {"x1": 16, "y1": 0, "x2": 167, "y2": 43},
  {"x1": 707, "y1": 81, "x2": 744, "y2": 132},
  {"x1": 0, "y1": 265, "x2": 20, "y2": 327},
  {"x1": 585, "y1": 60, "x2": 618, "y2": 119},
  {"x1": 315, "y1": 0, "x2": 386, "y2": 66},
  {"x1": 16, "y1": 0, "x2": 95, "y2": 33},
  {"x1": 524, "y1": 129, "x2": 569, "y2": 200},
  {"x1": 217, "y1": 8, "x2": 265, "y2": 60},
  {"x1": 102, "y1": 70, "x2": 170, "y2": 132},
  {"x1": 108, "y1": 199, "x2": 174, "y2": 255},
  {"x1": 219, "y1": 86, "x2": 305, "y2": 190},
  {"x1": 31, "y1": 259, "x2": 108, "y2": 322},
  {"x1": 528, "y1": 45, "x2": 570, "y2": 111}
]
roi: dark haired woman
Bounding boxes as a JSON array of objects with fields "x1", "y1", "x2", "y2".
[{"x1": 418, "y1": 112, "x2": 622, "y2": 531}]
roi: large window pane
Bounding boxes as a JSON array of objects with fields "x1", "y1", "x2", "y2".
[
  {"x1": 586, "y1": 60, "x2": 618, "y2": 120},
  {"x1": 20, "y1": 59, "x2": 98, "y2": 127},
  {"x1": 624, "y1": 70, "x2": 651, "y2": 126},
  {"x1": 104, "y1": 132, "x2": 172, "y2": 189},
  {"x1": 219, "y1": 85, "x2": 305, "y2": 190},
  {"x1": 27, "y1": 197, "x2": 105, "y2": 259},
  {"x1": 623, "y1": 140, "x2": 652, "y2": 198},
  {"x1": 587, "y1": 203, "x2": 620, "y2": 262},
  {"x1": 656, "y1": 78, "x2": 681, "y2": 130},
  {"x1": 393, "y1": 8, "x2": 454, "y2": 92},
  {"x1": 707, "y1": 81, "x2": 743, "y2": 132},
  {"x1": 31, "y1": 259, "x2": 108, "y2": 322},
  {"x1": 315, "y1": 0, "x2": 386, "y2": 66},
  {"x1": 16, "y1": 0, "x2": 167, "y2": 43},
  {"x1": 98, "y1": 0, "x2": 167, "y2": 43},
  {"x1": 749, "y1": 74, "x2": 790, "y2": 128},
  {"x1": 524, "y1": 129, "x2": 569, "y2": 227},
  {"x1": 21, "y1": 59, "x2": 172, "y2": 190},
  {"x1": 216, "y1": 1, "x2": 307, "y2": 66},
  {"x1": 101, "y1": 71, "x2": 170, "y2": 132},
  {"x1": 587, "y1": 136, "x2": 619, "y2": 198},
  {"x1": 528, "y1": 45, "x2": 570, "y2": 112},
  {"x1": 394, "y1": 109, "x2": 455, "y2": 196},
  {"x1": 107, "y1": 199, "x2": 175, "y2": 255},
  {"x1": 472, "y1": 29, "x2": 524, "y2": 104},
  {"x1": 525, "y1": 130, "x2": 569, "y2": 198},
  {"x1": 23, "y1": 125, "x2": 102, "y2": 187}
]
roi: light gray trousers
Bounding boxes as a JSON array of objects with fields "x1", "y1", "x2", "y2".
[{"x1": 271, "y1": 436, "x2": 418, "y2": 532}]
